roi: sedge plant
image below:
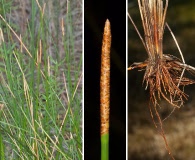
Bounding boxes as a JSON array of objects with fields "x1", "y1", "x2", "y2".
[{"x1": 0, "y1": 0, "x2": 82, "y2": 159}]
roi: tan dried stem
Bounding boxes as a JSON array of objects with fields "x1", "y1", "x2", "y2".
[
  {"x1": 100, "y1": 19, "x2": 111, "y2": 135},
  {"x1": 129, "y1": 0, "x2": 195, "y2": 108}
]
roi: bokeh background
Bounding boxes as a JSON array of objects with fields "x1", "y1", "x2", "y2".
[
  {"x1": 84, "y1": 0, "x2": 126, "y2": 159},
  {"x1": 128, "y1": 0, "x2": 195, "y2": 159}
]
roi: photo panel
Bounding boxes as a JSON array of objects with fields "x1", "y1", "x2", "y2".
[
  {"x1": 128, "y1": 1, "x2": 195, "y2": 159},
  {"x1": 84, "y1": 0, "x2": 127, "y2": 159}
]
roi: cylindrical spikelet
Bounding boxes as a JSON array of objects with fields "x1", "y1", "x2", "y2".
[{"x1": 100, "y1": 19, "x2": 111, "y2": 135}]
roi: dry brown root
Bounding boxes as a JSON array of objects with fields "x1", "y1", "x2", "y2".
[
  {"x1": 129, "y1": 54, "x2": 195, "y2": 108},
  {"x1": 129, "y1": 53, "x2": 195, "y2": 159}
]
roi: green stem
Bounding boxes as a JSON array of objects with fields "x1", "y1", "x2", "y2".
[
  {"x1": 0, "y1": 131, "x2": 5, "y2": 160},
  {"x1": 101, "y1": 133, "x2": 109, "y2": 160}
]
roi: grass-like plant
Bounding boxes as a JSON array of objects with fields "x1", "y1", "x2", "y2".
[{"x1": 0, "y1": 0, "x2": 82, "y2": 159}]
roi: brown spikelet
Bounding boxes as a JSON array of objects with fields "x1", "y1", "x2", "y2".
[{"x1": 100, "y1": 19, "x2": 111, "y2": 135}]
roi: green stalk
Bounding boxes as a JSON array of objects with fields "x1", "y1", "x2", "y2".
[
  {"x1": 0, "y1": 128, "x2": 5, "y2": 160},
  {"x1": 101, "y1": 134, "x2": 109, "y2": 160}
]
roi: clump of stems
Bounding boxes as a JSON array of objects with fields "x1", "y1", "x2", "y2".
[
  {"x1": 129, "y1": 0, "x2": 195, "y2": 108},
  {"x1": 128, "y1": 0, "x2": 195, "y2": 159},
  {"x1": 100, "y1": 19, "x2": 111, "y2": 160}
]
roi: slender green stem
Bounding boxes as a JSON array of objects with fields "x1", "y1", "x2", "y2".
[
  {"x1": 0, "y1": 131, "x2": 5, "y2": 160},
  {"x1": 101, "y1": 134, "x2": 109, "y2": 160}
]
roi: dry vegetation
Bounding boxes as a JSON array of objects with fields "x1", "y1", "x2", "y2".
[{"x1": 128, "y1": 0, "x2": 195, "y2": 159}]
